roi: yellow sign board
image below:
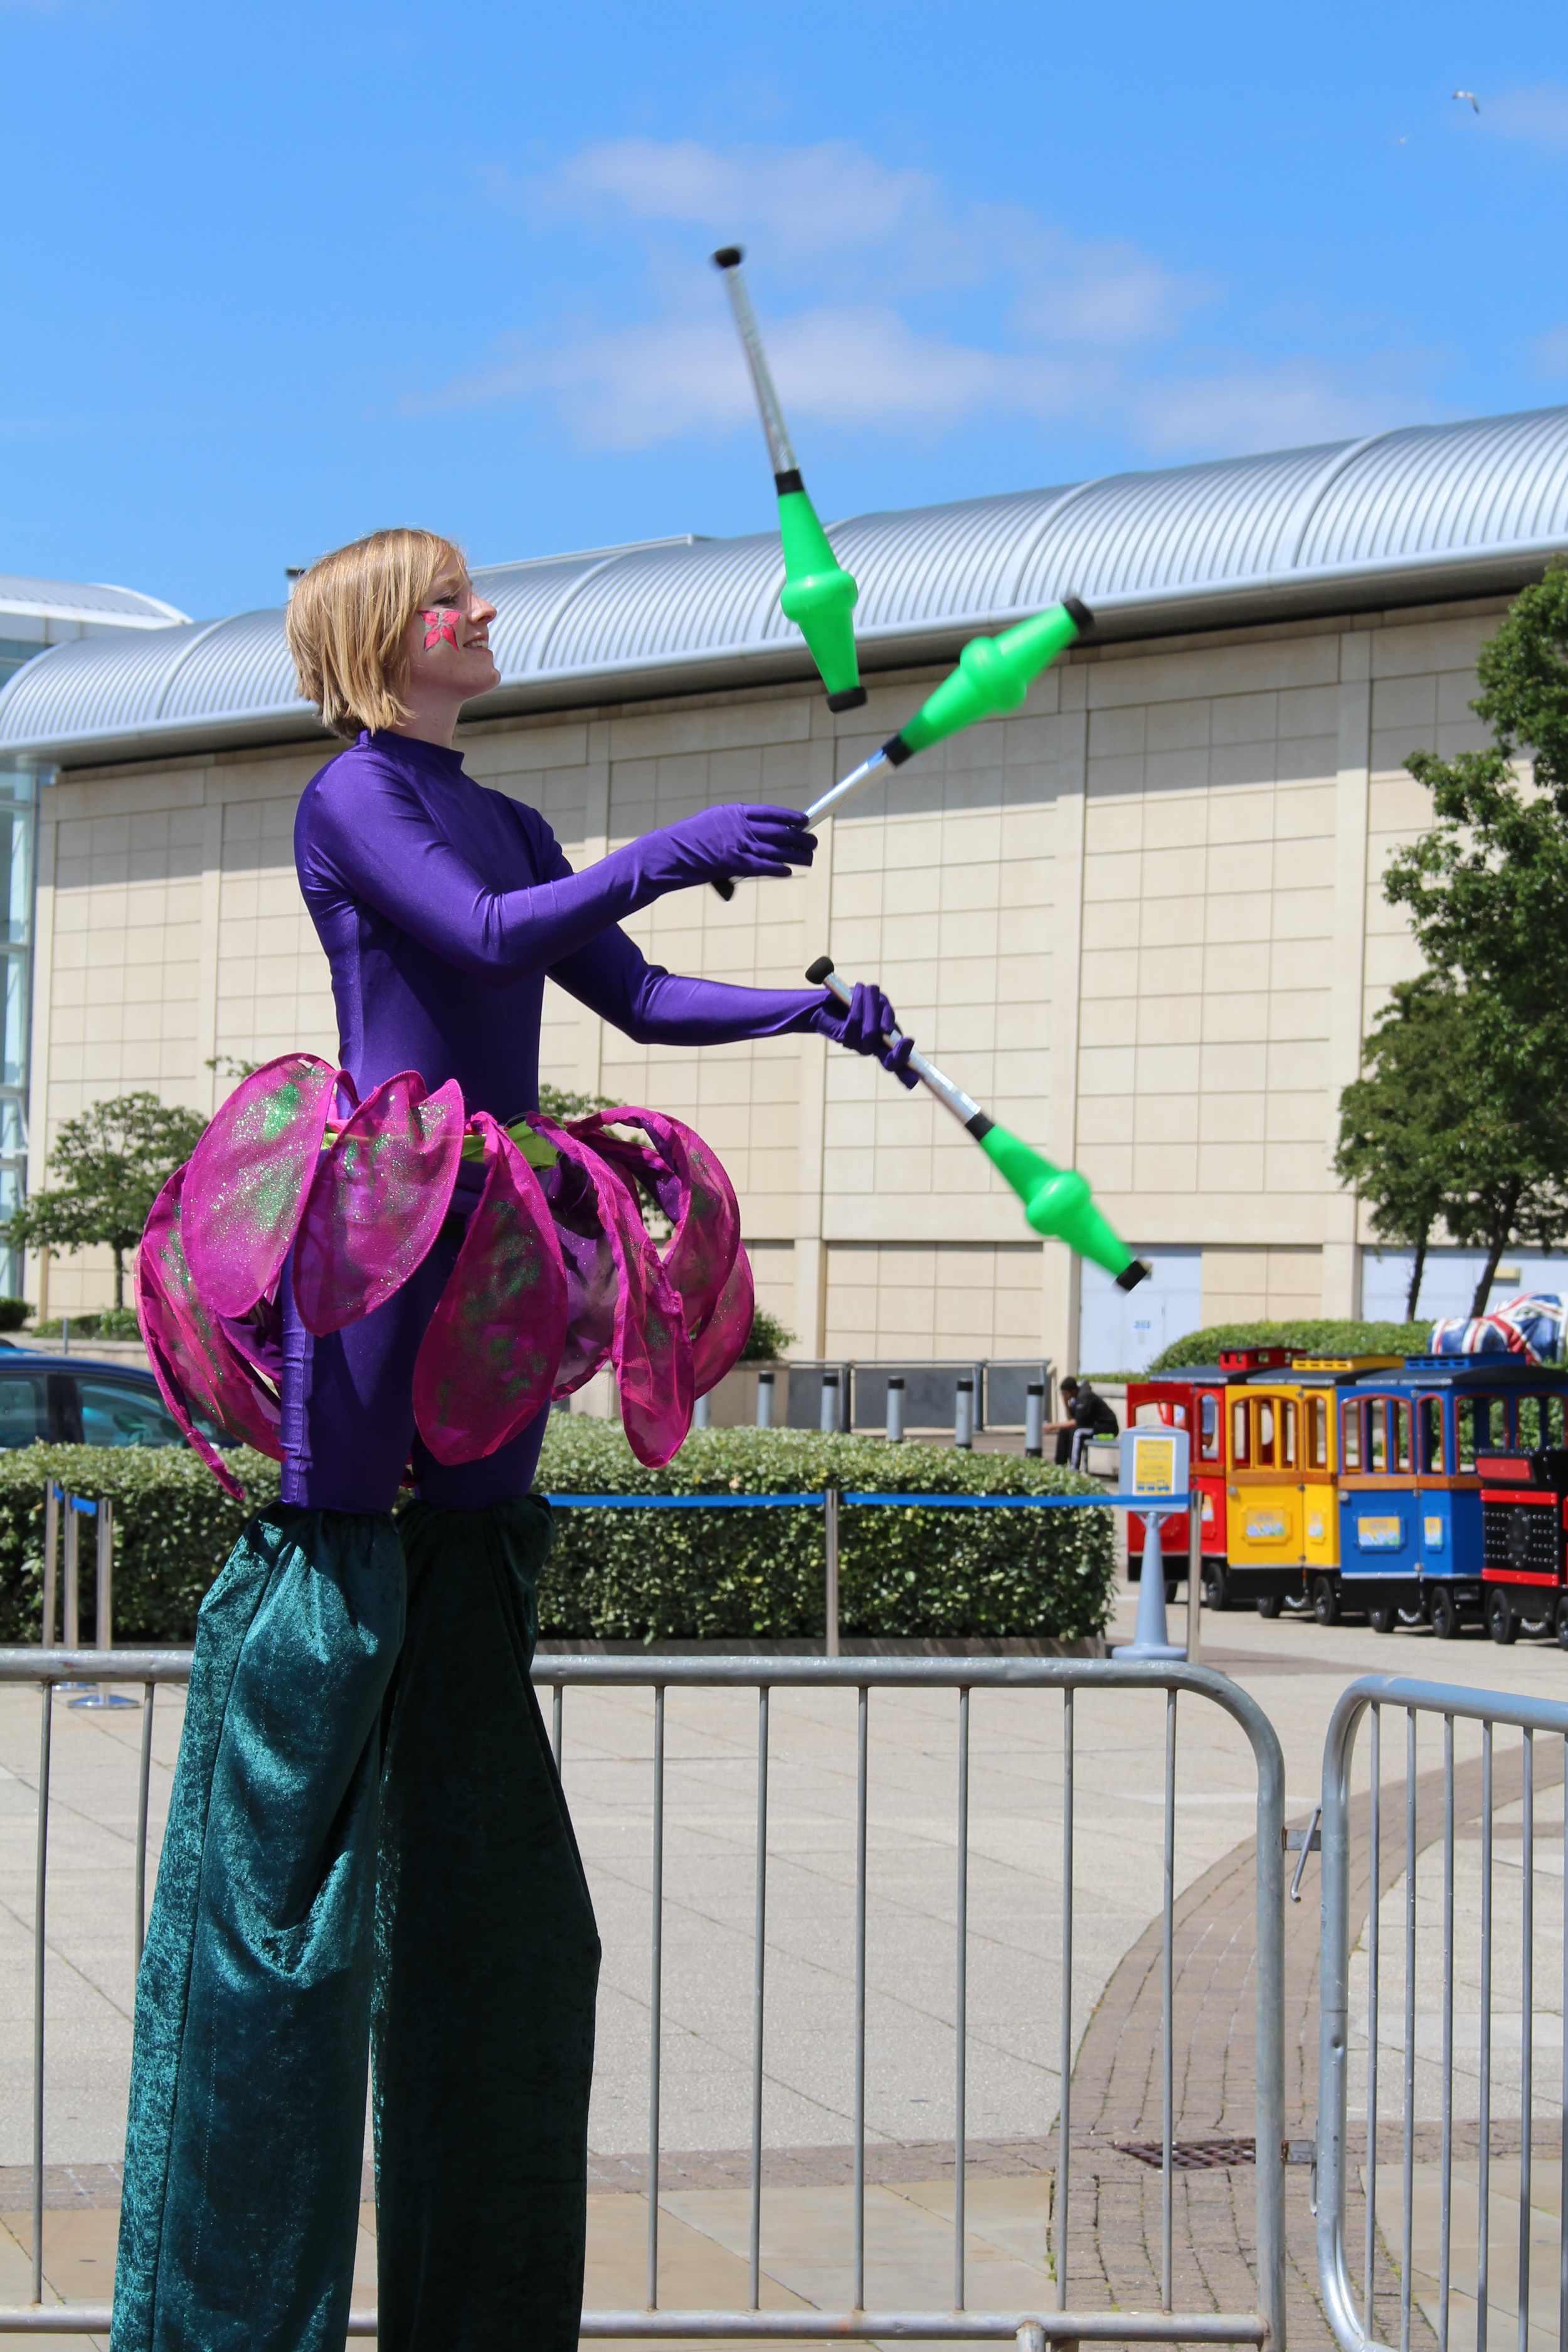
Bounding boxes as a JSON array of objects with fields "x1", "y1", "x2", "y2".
[{"x1": 1131, "y1": 1433, "x2": 1179, "y2": 1496}]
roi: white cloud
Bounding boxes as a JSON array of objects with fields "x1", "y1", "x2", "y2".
[
  {"x1": 1480, "y1": 85, "x2": 1568, "y2": 146},
  {"x1": 431, "y1": 136, "x2": 1428, "y2": 469}
]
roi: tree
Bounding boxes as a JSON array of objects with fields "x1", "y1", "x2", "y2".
[
  {"x1": 1334, "y1": 980, "x2": 1472, "y2": 1318},
  {"x1": 1367, "y1": 566, "x2": 1568, "y2": 1315},
  {"x1": 7, "y1": 1094, "x2": 208, "y2": 1310}
]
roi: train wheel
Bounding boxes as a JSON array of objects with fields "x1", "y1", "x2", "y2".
[
  {"x1": 1311, "y1": 1574, "x2": 1341, "y2": 1627},
  {"x1": 1368, "y1": 1600, "x2": 1397, "y2": 1634},
  {"x1": 1556, "y1": 1594, "x2": 1568, "y2": 1652},
  {"x1": 1202, "y1": 1563, "x2": 1230, "y2": 1611},
  {"x1": 1486, "y1": 1589, "x2": 1518, "y2": 1646},
  {"x1": 1428, "y1": 1586, "x2": 1461, "y2": 1641},
  {"x1": 1256, "y1": 1595, "x2": 1283, "y2": 1619}
]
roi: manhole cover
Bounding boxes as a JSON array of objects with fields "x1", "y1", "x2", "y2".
[{"x1": 1115, "y1": 2136, "x2": 1256, "y2": 2170}]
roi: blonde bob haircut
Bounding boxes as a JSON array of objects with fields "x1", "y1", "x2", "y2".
[{"x1": 285, "y1": 527, "x2": 465, "y2": 739}]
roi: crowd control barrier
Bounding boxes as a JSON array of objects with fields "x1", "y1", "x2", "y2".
[
  {"x1": 0, "y1": 1643, "x2": 1283, "y2": 2346},
  {"x1": 1315, "y1": 1674, "x2": 1568, "y2": 2352}
]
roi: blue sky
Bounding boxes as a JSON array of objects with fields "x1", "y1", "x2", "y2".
[{"x1": 7, "y1": 0, "x2": 1568, "y2": 618}]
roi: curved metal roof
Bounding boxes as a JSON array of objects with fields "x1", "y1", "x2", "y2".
[
  {"x1": 7, "y1": 400, "x2": 1568, "y2": 769},
  {"x1": 0, "y1": 574, "x2": 189, "y2": 629}
]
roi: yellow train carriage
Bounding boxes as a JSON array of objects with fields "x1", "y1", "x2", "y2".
[{"x1": 1219, "y1": 1359, "x2": 1402, "y2": 1613}]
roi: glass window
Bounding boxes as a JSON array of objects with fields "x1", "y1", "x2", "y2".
[
  {"x1": 1341, "y1": 1401, "x2": 1362, "y2": 1470},
  {"x1": 1369, "y1": 1399, "x2": 1387, "y2": 1473},
  {"x1": 1391, "y1": 1401, "x2": 1411, "y2": 1473},
  {"x1": 0, "y1": 1371, "x2": 48, "y2": 1448},
  {"x1": 1199, "y1": 1394, "x2": 1220, "y2": 1461},
  {"x1": 1517, "y1": 1394, "x2": 1565, "y2": 1451},
  {"x1": 1231, "y1": 1399, "x2": 1250, "y2": 1465},
  {"x1": 1257, "y1": 1397, "x2": 1276, "y2": 1467},
  {"x1": 1308, "y1": 1395, "x2": 1329, "y2": 1469},
  {"x1": 1456, "y1": 1394, "x2": 1512, "y2": 1461},
  {"x1": 1281, "y1": 1399, "x2": 1298, "y2": 1468},
  {"x1": 1419, "y1": 1397, "x2": 1446, "y2": 1473},
  {"x1": 75, "y1": 1377, "x2": 185, "y2": 1449}
]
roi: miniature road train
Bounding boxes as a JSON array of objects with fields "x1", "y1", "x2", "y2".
[{"x1": 1125, "y1": 1348, "x2": 1568, "y2": 1645}]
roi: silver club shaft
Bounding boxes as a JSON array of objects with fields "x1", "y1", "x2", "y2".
[
  {"x1": 815, "y1": 968, "x2": 983, "y2": 1128},
  {"x1": 718, "y1": 264, "x2": 797, "y2": 479},
  {"x1": 805, "y1": 748, "x2": 888, "y2": 827}
]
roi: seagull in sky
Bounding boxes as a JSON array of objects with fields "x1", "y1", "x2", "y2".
[{"x1": 1453, "y1": 90, "x2": 1481, "y2": 112}]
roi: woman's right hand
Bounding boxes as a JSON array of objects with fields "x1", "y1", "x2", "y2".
[{"x1": 645, "y1": 804, "x2": 817, "y2": 887}]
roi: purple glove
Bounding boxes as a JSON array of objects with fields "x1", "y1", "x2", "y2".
[
  {"x1": 810, "y1": 982, "x2": 918, "y2": 1088},
  {"x1": 638, "y1": 803, "x2": 816, "y2": 888}
]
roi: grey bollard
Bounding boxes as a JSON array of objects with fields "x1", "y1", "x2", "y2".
[
  {"x1": 955, "y1": 1377, "x2": 974, "y2": 1450},
  {"x1": 1025, "y1": 1381, "x2": 1044, "y2": 1458},
  {"x1": 755, "y1": 1369, "x2": 775, "y2": 1429},
  {"x1": 62, "y1": 1502, "x2": 79, "y2": 1648},
  {"x1": 820, "y1": 1371, "x2": 839, "y2": 1433},
  {"x1": 885, "y1": 1375, "x2": 904, "y2": 1444},
  {"x1": 692, "y1": 1392, "x2": 712, "y2": 1429},
  {"x1": 41, "y1": 1481, "x2": 59, "y2": 1646},
  {"x1": 95, "y1": 1498, "x2": 115, "y2": 1654}
]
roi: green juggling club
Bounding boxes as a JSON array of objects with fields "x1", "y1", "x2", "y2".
[
  {"x1": 712, "y1": 247, "x2": 866, "y2": 715},
  {"x1": 806, "y1": 955, "x2": 1150, "y2": 1291}
]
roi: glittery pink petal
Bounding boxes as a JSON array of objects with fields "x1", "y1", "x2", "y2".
[
  {"x1": 136, "y1": 1165, "x2": 284, "y2": 1498},
  {"x1": 691, "y1": 1242, "x2": 755, "y2": 1397},
  {"x1": 532, "y1": 1115, "x2": 693, "y2": 1468},
  {"x1": 411, "y1": 1113, "x2": 568, "y2": 1466},
  {"x1": 182, "y1": 1054, "x2": 346, "y2": 1318},
  {"x1": 571, "y1": 1108, "x2": 741, "y2": 1359},
  {"x1": 544, "y1": 1148, "x2": 620, "y2": 1397},
  {"x1": 292, "y1": 1071, "x2": 464, "y2": 1336}
]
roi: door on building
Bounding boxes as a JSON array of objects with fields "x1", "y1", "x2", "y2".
[{"x1": 1078, "y1": 1248, "x2": 1202, "y2": 1375}]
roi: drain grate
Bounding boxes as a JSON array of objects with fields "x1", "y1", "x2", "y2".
[{"x1": 1115, "y1": 2136, "x2": 1256, "y2": 2171}]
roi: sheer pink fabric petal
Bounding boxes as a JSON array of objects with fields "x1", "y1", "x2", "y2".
[
  {"x1": 532, "y1": 1115, "x2": 693, "y2": 1468},
  {"x1": 411, "y1": 1113, "x2": 568, "y2": 1466},
  {"x1": 570, "y1": 1108, "x2": 741, "y2": 1358},
  {"x1": 544, "y1": 1148, "x2": 620, "y2": 1398},
  {"x1": 691, "y1": 1242, "x2": 755, "y2": 1397},
  {"x1": 136, "y1": 1167, "x2": 284, "y2": 1499},
  {"x1": 182, "y1": 1054, "x2": 346, "y2": 1318},
  {"x1": 292, "y1": 1072, "x2": 464, "y2": 1336}
]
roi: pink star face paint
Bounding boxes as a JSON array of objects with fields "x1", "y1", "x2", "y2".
[{"x1": 422, "y1": 608, "x2": 460, "y2": 652}]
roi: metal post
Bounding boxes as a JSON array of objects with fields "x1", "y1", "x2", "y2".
[
  {"x1": 60, "y1": 1316, "x2": 69, "y2": 1358},
  {"x1": 823, "y1": 1490, "x2": 840, "y2": 1658},
  {"x1": 755, "y1": 1370, "x2": 775, "y2": 1430},
  {"x1": 819, "y1": 1372, "x2": 839, "y2": 1435},
  {"x1": 40, "y1": 1485, "x2": 58, "y2": 1648},
  {"x1": 1187, "y1": 1491, "x2": 1203, "y2": 1666},
  {"x1": 1025, "y1": 1382, "x2": 1044, "y2": 1458},
  {"x1": 31, "y1": 1683, "x2": 50, "y2": 2307},
  {"x1": 647, "y1": 1687, "x2": 665, "y2": 2311},
  {"x1": 972, "y1": 1360, "x2": 985, "y2": 1434},
  {"x1": 61, "y1": 1505, "x2": 77, "y2": 1650},
  {"x1": 95, "y1": 1500, "x2": 114, "y2": 1657},
  {"x1": 885, "y1": 1377, "x2": 904, "y2": 1445},
  {"x1": 692, "y1": 1392, "x2": 712, "y2": 1429},
  {"x1": 955, "y1": 1378, "x2": 974, "y2": 1451},
  {"x1": 1113, "y1": 1508, "x2": 1186, "y2": 1661}
]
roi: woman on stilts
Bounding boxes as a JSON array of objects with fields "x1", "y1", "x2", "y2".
[{"x1": 113, "y1": 527, "x2": 913, "y2": 2352}]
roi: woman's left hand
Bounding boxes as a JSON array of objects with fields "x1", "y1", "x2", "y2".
[{"x1": 811, "y1": 982, "x2": 917, "y2": 1088}]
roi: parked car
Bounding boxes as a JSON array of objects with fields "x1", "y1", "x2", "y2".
[{"x1": 0, "y1": 1353, "x2": 237, "y2": 1451}]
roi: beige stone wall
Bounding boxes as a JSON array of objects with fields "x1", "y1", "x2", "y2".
[{"x1": 25, "y1": 595, "x2": 1502, "y2": 1357}]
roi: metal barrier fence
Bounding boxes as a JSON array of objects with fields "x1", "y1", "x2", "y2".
[
  {"x1": 1315, "y1": 1674, "x2": 1568, "y2": 2352},
  {"x1": 0, "y1": 1646, "x2": 1285, "y2": 2344}
]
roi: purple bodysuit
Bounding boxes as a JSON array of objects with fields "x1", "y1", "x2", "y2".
[{"x1": 279, "y1": 729, "x2": 894, "y2": 1512}]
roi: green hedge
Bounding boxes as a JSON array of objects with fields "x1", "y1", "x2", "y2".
[
  {"x1": 1145, "y1": 1318, "x2": 1432, "y2": 1374},
  {"x1": 0, "y1": 1424, "x2": 1115, "y2": 1646}
]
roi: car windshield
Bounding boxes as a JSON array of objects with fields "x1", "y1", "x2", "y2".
[{"x1": 75, "y1": 1374, "x2": 231, "y2": 1450}]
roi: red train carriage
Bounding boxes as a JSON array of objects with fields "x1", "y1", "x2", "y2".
[
  {"x1": 1125, "y1": 1348, "x2": 1292, "y2": 1603},
  {"x1": 1478, "y1": 1446, "x2": 1568, "y2": 1648}
]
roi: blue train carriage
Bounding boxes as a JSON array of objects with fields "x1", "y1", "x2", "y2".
[
  {"x1": 1478, "y1": 1443, "x2": 1568, "y2": 1648},
  {"x1": 1335, "y1": 1357, "x2": 1568, "y2": 1638}
]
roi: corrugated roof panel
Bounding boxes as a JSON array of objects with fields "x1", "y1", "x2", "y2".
[
  {"x1": 1298, "y1": 406, "x2": 1568, "y2": 568},
  {"x1": 0, "y1": 575, "x2": 188, "y2": 625},
  {"x1": 7, "y1": 401, "x2": 1568, "y2": 763}
]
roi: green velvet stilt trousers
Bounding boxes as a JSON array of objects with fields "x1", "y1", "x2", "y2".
[{"x1": 110, "y1": 1495, "x2": 600, "y2": 2352}]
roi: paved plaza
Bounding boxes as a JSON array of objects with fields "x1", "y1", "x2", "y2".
[{"x1": 0, "y1": 1584, "x2": 1564, "y2": 2345}]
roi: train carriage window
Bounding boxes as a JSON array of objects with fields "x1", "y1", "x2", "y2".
[
  {"x1": 1418, "y1": 1397, "x2": 1446, "y2": 1473},
  {"x1": 1281, "y1": 1399, "x2": 1298, "y2": 1468},
  {"x1": 1308, "y1": 1395, "x2": 1329, "y2": 1469},
  {"x1": 1257, "y1": 1397, "x2": 1276, "y2": 1467},
  {"x1": 1341, "y1": 1401, "x2": 1362, "y2": 1470},
  {"x1": 1518, "y1": 1394, "x2": 1565, "y2": 1451},
  {"x1": 1231, "y1": 1399, "x2": 1250, "y2": 1465},
  {"x1": 1456, "y1": 1394, "x2": 1511, "y2": 1468},
  {"x1": 1368, "y1": 1399, "x2": 1387, "y2": 1472},
  {"x1": 1391, "y1": 1400, "x2": 1411, "y2": 1472},
  {"x1": 1199, "y1": 1394, "x2": 1220, "y2": 1460}
]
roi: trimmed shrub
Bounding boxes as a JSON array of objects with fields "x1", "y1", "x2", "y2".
[
  {"x1": 0, "y1": 1443, "x2": 282, "y2": 1643},
  {"x1": 0, "y1": 1300, "x2": 32, "y2": 1333},
  {"x1": 536, "y1": 1421, "x2": 1115, "y2": 1642},
  {"x1": 1145, "y1": 1318, "x2": 1432, "y2": 1374},
  {"x1": 0, "y1": 1424, "x2": 1114, "y2": 1648}
]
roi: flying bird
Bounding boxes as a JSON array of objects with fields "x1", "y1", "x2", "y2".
[{"x1": 1453, "y1": 90, "x2": 1480, "y2": 112}]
